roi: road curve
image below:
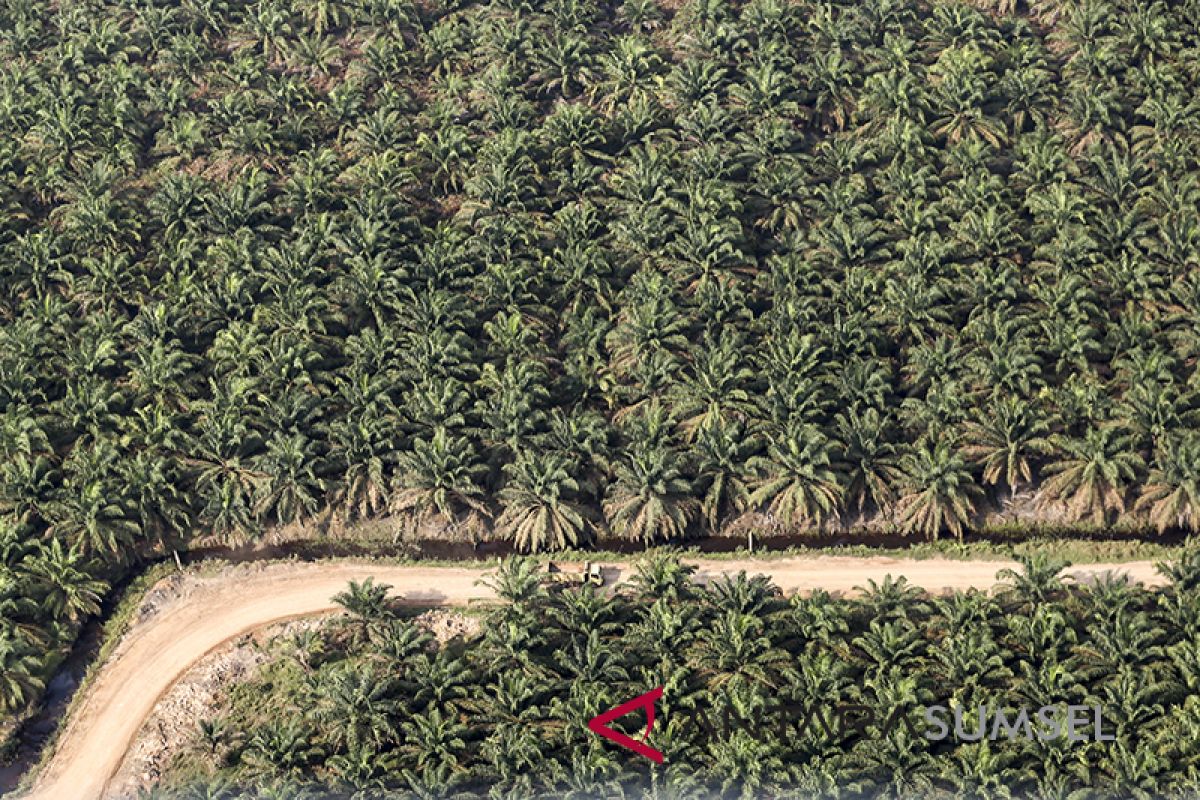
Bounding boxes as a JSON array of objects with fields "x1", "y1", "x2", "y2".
[{"x1": 21, "y1": 556, "x2": 1166, "y2": 800}]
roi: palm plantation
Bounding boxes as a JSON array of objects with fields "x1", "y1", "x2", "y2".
[
  {"x1": 150, "y1": 553, "x2": 1200, "y2": 798},
  {"x1": 3, "y1": 0, "x2": 1200, "y2": 782}
]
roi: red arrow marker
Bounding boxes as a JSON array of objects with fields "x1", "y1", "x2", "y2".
[{"x1": 587, "y1": 686, "x2": 664, "y2": 763}]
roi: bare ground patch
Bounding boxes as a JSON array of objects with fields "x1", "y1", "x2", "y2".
[{"x1": 105, "y1": 617, "x2": 326, "y2": 799}]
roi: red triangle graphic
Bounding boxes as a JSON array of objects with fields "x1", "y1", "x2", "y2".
[{"x1": 587, "y1": 686, "x2": 664, "y2": 763}]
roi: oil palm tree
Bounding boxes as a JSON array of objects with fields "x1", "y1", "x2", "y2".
[
  {"x1": 602, "y1": 443, "x2": 697, "y2": 545},
  {"x1": 1039, "y1": 426, "x2": 1143, "y2": 525},
  {"x1": 895, "y1": 437, "x2": 981, "y2": 541},
  {"x1": 960, "y1": 397, "x2": 1052, "y2": 497},
  {"x1": 313, "y1": 663, "x2": 400, "y2": 752},
  {"x1": 746, "y1": 422, "x2": 842, "y2": 532},
  {"x1": 22, "y1": 539, "x2": 108, "y2": 624},
  {"x1": 836, "y1": 408, "x2": 904, "y2": 515},
  {"x1": 254, "y1": 431, "x2": 325, "y2": 526},
  {"x1": 0, "y1": 629, "x2": 45, "y2": 713},
  {"x1": 1135, "y1": 434, "x2": 1200, "y2": 533},
  {"x1": 494, "y1": 452, "x2": 591, "y2": 553},
  {"x1": 694, "y1": 420, "x2": 755, "y2": 533},
  {"x1": 333, "y1": 578, "x2": 394, "y2": 645},
  {"x1": 46, "y1": 481, "x2": 139, "y2": 558},
  {"x1": 390, "y1": 428, "x2": 489, "y2": 534}
]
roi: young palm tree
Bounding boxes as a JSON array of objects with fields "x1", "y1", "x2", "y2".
[
  {"x1": 333, "y1": 577, "x2": 393, "y2": 621},
  {"x1": 313, "y1": 663, "x2": 400, "y2": 752},
  {"x1": 327, "y1": 741, "x2": 396, "y2": 795},
  {"x1": 479, "y1": 557, "x2": 547, "y2": 609},
  {"x1": 996, "y1": 553, "x2": 1070, "y2": 607},
  {"x1": 626, "y1": 549, "x2": 698, "y2": 602},
  {"x1": 691, "y1": 610, "x2": 793, "y2": 692},
  {"x1": 243, "y1": 720, "x2": 326, "y2": 777}
]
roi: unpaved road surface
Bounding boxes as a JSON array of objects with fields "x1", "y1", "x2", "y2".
[{"x1": 21, "y1": 556, "x2": 1166, "y2": 800}]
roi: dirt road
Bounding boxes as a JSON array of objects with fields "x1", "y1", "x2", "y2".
[{"x1": 20, "y1": 556, "x2": 1167, "y2": 800}]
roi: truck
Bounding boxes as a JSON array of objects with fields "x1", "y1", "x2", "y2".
[{"x1": 543, "y1": 561, "x2": 605, "y2": 587}]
